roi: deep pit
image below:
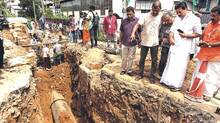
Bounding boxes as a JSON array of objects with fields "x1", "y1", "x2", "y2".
[{"x1": 0, "y1": 29, "x2": 219, "y2": 123}]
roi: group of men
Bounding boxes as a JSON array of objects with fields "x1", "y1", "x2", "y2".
[
  {"x1": 41, "y1": 40, "x2": 64, "y2": 69},
  {"x1": 119, "y1": 1, "x2": 220, "y2": 103},
  {"x1": 68, "y1": 6, "x2": 100, "y2": 47},
  {"x1": 31, "y1": 34, "x2": 64, "y2": 70},
  {"x1": 67, "y1": 5, "x2": 120, "y2": 50}
]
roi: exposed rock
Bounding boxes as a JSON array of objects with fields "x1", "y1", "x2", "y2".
[
  {"x1": 8, "y1": 23, "x2": 31, "y2": 45},
  {"x1": 65, "y1": 46, "x2": 218, "y2": 123},
  {"x1": 0, "y1": 37, "x2": 37, "y2": 122},
  {"x1": 104, "y1": 47, "x2": 120, "y2": 55}
]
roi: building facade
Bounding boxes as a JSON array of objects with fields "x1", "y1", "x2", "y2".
[
  {"x1": 4, "y1": 0, "x2": 21, "y2": 16},
  {"x1": 60, "y1": 0, "x2": 112, "y2": 17},
  {"x1": 60, "y1": 0, "x2": 220, "y2": 18}
]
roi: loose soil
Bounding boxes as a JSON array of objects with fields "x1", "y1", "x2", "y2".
[{"x1": 33, "y1": 63, "x2": 73, "y2": 123}]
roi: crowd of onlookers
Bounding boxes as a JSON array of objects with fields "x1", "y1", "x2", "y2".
[
  {"x1": 36, "y1": 1, "x2": 220, "y2": 104},
  {"x1": 119, "y1": 1, "x2": 220, "y2": 104},
  {"x1": 67, "y1": 6, "x2": 100, "y2": 47},
  {"x1": 61, "y1": 1, "x2": 220, "y2": 105}
]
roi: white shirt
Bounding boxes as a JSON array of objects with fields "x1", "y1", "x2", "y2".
[
  {"x1": 74, "y1": 18, "x2": 79, "y2": 30},
  {"x1": 138, "y1": 12, "x2": 162, "y2": 47},
  {"x1": 78, "y1": 18, "x2": 84, "y2": 30},
  {"x1": 43, "y1": 47, "x2": 49, "y2": 58},
  {"x1": 86, "y1": 11, "x2": 94, "y2": 29},
  {"x1": 170, "y1": 12, "x2": 202, "y2": 54},
  {"x1": 53, "y1": 43, "x2": 62, "y2": 55},
  {"x1": 31, "y1": 38, "x2": 37, "y2": 45}
]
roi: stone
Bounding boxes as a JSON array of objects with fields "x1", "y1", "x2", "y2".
[
  {"x1": 0, "y1": 34, "x2": 35, "y2": 122},
  {"x1": 65, "y1": 46, "x2": 218, "y2": 123},
  {"x1": 88, "y1": 63, "x2": 103, "y2": 70}
]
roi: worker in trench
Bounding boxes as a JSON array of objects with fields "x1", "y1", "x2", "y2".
[{"x1": 0, "y1": 31, "x2": 4, "y2": 69}]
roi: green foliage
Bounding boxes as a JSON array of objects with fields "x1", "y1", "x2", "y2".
[
  {"x1": 0, "y1": 9, "x2": 15, "y2": 17},
  {"x1": 45, "y1": 8, "x2": 54, "y2": 18},
  {"x1": 53, "y1": 12, "x2": 68, "y2": 20},
  {"x1": 4, "y1": 9, "x2": 16, "y2": 17},
  {"x1": 98, "y1": 30, "x2": 105, "y2": 41},
  {"x1": 0, "y1": 1, "x2": 6, "y2": 9},
  {"x1": 45, "y1": 8, "x2": 68, "y2": 20},
  {"x1": 18, "y1": 0, "x2": 42, "y2": 19}
]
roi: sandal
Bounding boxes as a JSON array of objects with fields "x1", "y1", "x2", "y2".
[{"x1": 203, "y1": 96, "x2": 211, "y2": 102}]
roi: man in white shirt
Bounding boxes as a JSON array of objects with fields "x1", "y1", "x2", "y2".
[
  {"x1": 160, "y1": 2, "x2": 202, "y2": 91},
  {"x1": 42, "y1": 44, "x2": 51, "y2": 69},
  {"x1": 131, "y1": 0, "x2": 162, "y2": 83},
  {"x1": 53, "y1": 42, "x2": 63, "y2": 65}
]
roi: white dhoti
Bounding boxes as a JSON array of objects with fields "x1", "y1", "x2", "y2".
[
  {"x1": 160, "y1": 47, "x2": 190, "y2": 88},
  {"x1": 204, "y1": 62, "x2": 220, "y2": 97}
]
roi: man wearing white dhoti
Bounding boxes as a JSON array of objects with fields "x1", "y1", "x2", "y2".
[{"x1": 160, "y1": 2, "x2": 202, "y2": 91}]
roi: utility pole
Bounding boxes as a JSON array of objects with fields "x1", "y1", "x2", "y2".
[{"x1": 33, "y1": 0, "x2": 37, "y2": 22}]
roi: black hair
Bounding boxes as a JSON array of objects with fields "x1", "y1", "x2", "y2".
[
  {"x1": 89, "y1": 6, "x2": 95, "y2": 11},
  {"x1": 113, "y1": 13, "x2": 121, "y2": 19},
  {"x1": 80, "y1": 12, "x2": 83, "y2": 16},
  {"x1": 211, "y1": 6, "x2": 220, "y2": 15},
  {"x1": 108, "y1": 9, "x2": 113, "y2": 13},
  {"x1": 126, "y1": 6, "x2": 135, "y2": 13},
  {"x1": 175, "y1": 2, "x2": 188, "y2": 10},
  {"x1": 152, "y1": 0, "x2": 161, "y2": 9}
]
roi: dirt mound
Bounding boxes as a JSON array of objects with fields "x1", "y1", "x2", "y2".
[
  {"x1": 33, "y1": 63, "x2": 73, "y2": 123},
  {"x1": 35, "y1": 69, "x2": 50, "y2": 78}
]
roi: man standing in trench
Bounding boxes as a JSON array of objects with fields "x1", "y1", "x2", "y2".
[{"x1": 0, "y1": 31, "x2": 4, "y2": 69}]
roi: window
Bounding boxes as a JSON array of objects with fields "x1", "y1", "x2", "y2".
[{"x1": 135, "y1": 0, "x2": 152, "y2": 10}]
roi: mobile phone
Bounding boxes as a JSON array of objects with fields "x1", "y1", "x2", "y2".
[{"x1": 177, "y1": 29, "x2": 184, "y2": 33}]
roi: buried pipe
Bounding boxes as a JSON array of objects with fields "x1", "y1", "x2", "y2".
[{"x1": 50, "y1": 90, "x2": 77, "y2": 123}]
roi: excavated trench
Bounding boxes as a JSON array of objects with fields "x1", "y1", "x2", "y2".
[
  {"x1": 65, "y1": 46, "x2": 217, "y2": 123},
  {"x1": 2, "y1": 43, "x2": 218, "y2": 123},
  {"x1": 0, "y1": 24, "x2": 219, "y2": 122}
]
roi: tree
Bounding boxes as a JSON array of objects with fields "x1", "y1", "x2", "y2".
[
  {"x1": 0, "y1": 1, "x2": 14, "y2": 17},
  {"x1": 0, "y1": 1, "x2": 6, "y2": 9},
  {"x1": 18, "y1": 0, "x2": 42, "y2": 19}
]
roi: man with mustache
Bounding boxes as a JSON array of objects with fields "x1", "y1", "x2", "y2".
[
  {"x1": 185, "y1": 6, "x2": 220, "y2": 102},
  {"x1": 130, "y1": 0, "x2": 162, "y2": 83},
  {"x1": 119, "y1": 6, "x2": 140, "y2": 76},
  {"x1": 160, "y1": 2, "x2": 202, "y2": 91}
]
